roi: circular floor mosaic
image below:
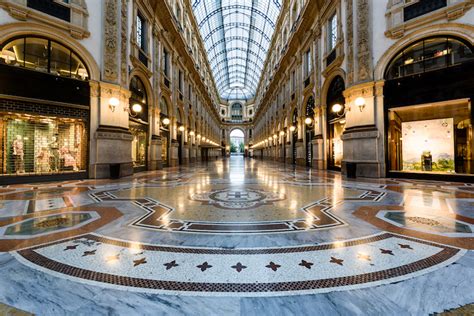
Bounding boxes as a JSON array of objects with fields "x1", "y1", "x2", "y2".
[
  {"x1": 14, "y1": 232, "x2": 465, "y2": 297},
  {"x1": 191, "y1": 189, "x2": 285, "y2": 209}
]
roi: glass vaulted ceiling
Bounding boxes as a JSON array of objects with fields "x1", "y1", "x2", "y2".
[{"x1": 192, "y1": 0, "x2": 282, "y2": 101}]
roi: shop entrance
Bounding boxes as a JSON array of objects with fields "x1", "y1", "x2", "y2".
[
  {"x1": 384, "y1": 36, "x2": 474, "y2": 180},
  {"x1": 129, "y1": 76, "x2": 149, "y2": 173},
  {"x1": 326, "y1": 76, "x2": 346, "y2": 171},
  {"x1": 291, "y1": 109, "x2": 298, "y2": 165}
]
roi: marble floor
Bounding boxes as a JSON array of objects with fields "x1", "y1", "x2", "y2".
[{"x1": 0, "y1": 156, "x2": 474, "y2": 315}]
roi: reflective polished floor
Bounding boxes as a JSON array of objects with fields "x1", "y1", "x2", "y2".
[{"x1": 1, "y1": 156, "x2": 474, "y2": 315}]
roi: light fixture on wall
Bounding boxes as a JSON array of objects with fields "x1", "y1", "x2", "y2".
[
  {"x1": 189, "y1": 131, "x2": 195, "y2": 136},
  {"x1": 279, "y1": 131, "x2": 285, "y2": 136},
  {"x1": 128, "y1": 103, "x2": 143, "y2": 117},
  {"x1": 289, "y1": 125, "x2": 296, "y2": 132},
  {"x1": 273, "y1": 134, "x2": 277, "y2": 139},
  {"x1": 179, "y1": 125, "x2": 185, "y2": 132},
  {"x1": 109, "y1": 97, "x2": 120, "y2": 112},
  {"x1": 331, "y1": 103, "x2": 343, "y2": 113},
  {"x1": 331, "y1": 103, "x2": 349, "y2": 117},
  {"x1": 355, "y1": 97, "x2": 366, "y2": 112},
  {"x1": 162, "y1": 117, "x2": 170, "y2": 125},
  {"x1": 305, "y1": 117, "x2": 313, "y2": 125},
  {"x1": 197, "y1": 134, "x2": 201, "y2": 139}
]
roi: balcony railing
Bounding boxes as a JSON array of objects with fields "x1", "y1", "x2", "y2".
[
  {"x1": 27, "y1": 0, "x2": 70, "y2": 22},
  {"x1": 404, "y1": 0, "x2": 447, "y2": 21}
]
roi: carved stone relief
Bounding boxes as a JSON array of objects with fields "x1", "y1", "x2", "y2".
[
  {"x1": 120, "y1": 0, "x2": 128, "y2": 87},
  {"x1": 103, "y1": 0, "x2": 119, "y2": 83},
  {"x1": 346, "y1": 0, "x2": 354, "y2": 85},
  {"x1": 356, "y1": 0, "x2": 372, "y2": 83}
]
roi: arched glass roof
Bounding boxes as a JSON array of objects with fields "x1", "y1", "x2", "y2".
[{"x1": 192, "y1": 0, "x2": 282, "y2": 101}]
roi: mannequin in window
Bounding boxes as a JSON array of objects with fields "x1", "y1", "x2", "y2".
[
  {"x1": 49, "y1": 135, "x2": 59, "y2": 172},
  {"x1": 139, "y1": 143, "x2": 146, "y2": 164},
  {"x1": 60, "y1": 141, "x2": 78, "y2": 171},
  {"x1": 13, "y1": 135, "x2": 25, "y2": 174},
  {"x1": 36, "y1": 147, "x2": 51, "y2": 173}
]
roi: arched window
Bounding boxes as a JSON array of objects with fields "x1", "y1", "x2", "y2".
[
  {"x1": 160, "y1": 97, "x2": 169, "y2": 117},
  {"x1": 231, "y1": 103, "x2": 243, "y2": 122},
  {"x1": 129, "y1": 76, "x2": 148, "y2": 122},
  {"x1": 385, "y1": 36, "x2": 474, "y2": 80},
  {"x1": 0, "y1": 36, "x2": 89, "y2": 80}
]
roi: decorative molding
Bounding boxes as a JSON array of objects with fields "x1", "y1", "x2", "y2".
[
  {"x1": 103, "y1": 0, "x2": 119, "y2": 83},
  {"x1": 0, "y1": 0, "x2": 90, "y2": 39},
  {"x1": 385, "y1": 0, "x2": 473, "y2": 39}
]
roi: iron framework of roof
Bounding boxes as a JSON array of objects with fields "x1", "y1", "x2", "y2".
[{"x1": 192, "y1": 0, "x2": 282, "y2": 101}]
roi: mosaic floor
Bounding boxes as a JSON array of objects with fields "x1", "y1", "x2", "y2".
[{"x1": 0, "y1": 157, "x2": 473, "y2": 315}]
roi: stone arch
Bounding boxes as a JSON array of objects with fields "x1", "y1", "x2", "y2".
[
  {"x1": 321, "y1": 68, "x2": 346, "y2": 108},
  {"x1": 128, "y1": 69, "x2": 154, "y2": 120},
  {"x1": 0, "y1": 22, "x2": 100, "y2": 81},
  {"x1": 374, "y1": 23, "x2": 474, "y2": 81}
]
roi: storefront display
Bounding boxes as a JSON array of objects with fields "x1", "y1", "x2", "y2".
[
  {"x1": 0, "y1": 113, "x2": 87, "y2": 176},
  {"x1": 329, "y1": 119, "x2": 345, "y2": 168},
  {"x1": 130, "y1": 122, "x2": 147, "y2": 168},
  {"x1": 161, "y1": 130, "x2": 169, "y2": 166},
  {"x1": 388, "y1": 100, "x2": 472, "y2": 175}
]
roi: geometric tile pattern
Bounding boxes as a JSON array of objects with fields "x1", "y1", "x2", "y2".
[{"x1": 90, "y1": 187, "x2": 386, "y2": 234}]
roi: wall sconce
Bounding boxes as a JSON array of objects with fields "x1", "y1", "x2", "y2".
[
  {"x1": 189, "y1": 131, "x2": 195, "y2": 136},
  {"x1": 279, "y1": 131, "x2": 285, "y2": 136},
  {"x1": 331, "y1": 103, "x2": 349, "y2": 117},
  {"x1": 305, "y1": 117, "x2": 313, "y2": 125},
  {"x1": 127, "y1": 103, "x2": 143, "y2": 117},
  {"x1": 226, "y1": 146, "x2": 230, "y2": 150},
  {"x1": 162, "y1": 117, "x2": 170, "y2": 125},
  {"x1": 289, "y1": 125, "x2": 296, "y2": 132},
  {"x1": 109, "y1": 97, "x2": 120, "y2": 112},
  {"x1": 355, "y1": 97, "x2": 366, "y2": 112},
  {"x1": 179, "y1": 125, "x2": 185, "y2": 132},
  {"x1": 273, "y1": 134, "x2": 277, "y2": 139}
]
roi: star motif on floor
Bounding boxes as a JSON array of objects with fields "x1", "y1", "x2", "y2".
[
  {"x1": 298, "y1": 260, "x2": 314, "y2": 269},
  {"x1": 399, "y1": 244, "x2": 413, "y2": 250},
  {"x1": 63, "y1": 245, "x2": 78, "y2": 251},
  {"x1": 231, "y1": 262, "x2": 247, "y2": 272},
  {"x1": 357, "y1": 253, "x2": 372, "y2": 261},
  {"x1": 266, "y1": 261, "x2": 281, "y2": 271},
  {"x1": 380, "y1": 248, "x2": 394, "y2": 255},
  {"x1": 197, "y1": 262, "x2": 212, "y2": 272},
  {"x1": 133, "y1": 257, "x2": 147, "y2": 267},
  {"x1": 82, "y1": 250, "x2": 96, "y2": 257},
  {"x1": 106, "y1": 254, "x2": 120, "y2": 262},
  {"x1": 164, "y1": 260, "x2": 179, "y2": 270},
  {"x1": 330, "y1": 257, "x2": 344, "y2": 266}
]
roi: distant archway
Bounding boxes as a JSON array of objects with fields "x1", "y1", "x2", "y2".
[{"x1": 229, "y1": 128, "x2": 245, "y2": 155}]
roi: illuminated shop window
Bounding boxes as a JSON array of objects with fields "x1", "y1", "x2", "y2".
[
  {"x1": 388, "y1": 101, "x2": 473, "y2": 175},
  {"x1": 385, "y1": 36, "x2": 474, "y2": 80},
  {"x1": 0, "y1": 113, "x2": 87, "y2": 176},
  {"x1": 0, "y1": 36, "x2": 89, "y2": 80}
]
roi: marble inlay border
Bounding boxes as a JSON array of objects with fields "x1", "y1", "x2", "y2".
[{"x1": 15, "y1": 232, "x2": 464, "y2": 297}]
